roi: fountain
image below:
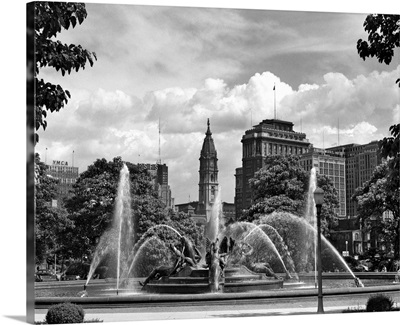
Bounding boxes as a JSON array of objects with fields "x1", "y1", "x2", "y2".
[
  {"x1": 85, "y1": 164, "x2": 366, "y2": 296},
  {"x1": 137, "y1": 186, "x2": 285, "y2": 294},
  {"x1": 85, "y1": 164, "x2": 134, "y2": 294}
]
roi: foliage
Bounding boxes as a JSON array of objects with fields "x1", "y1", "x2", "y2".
[
  {"x1": 379, "y1": 124, "x2": 400, "y2": 186},
  {"x1": 35, "y1": 154, "x2": 74, "y2": 264},
  {"x1": 65, "y1": 157, "x2": 156, "y2": 258},
  {"x1": 242, "y1": 155, "x2": 309, "y2": 222},
  {"x1": 353, "y1": 161, "x2": 400, "y2": 259},
  {"x1": 357, "y1": 14, "x2": 400, "y2": 87},
  {"x1": 34, "y1": 2, "x2": 97, "y2": 143},
  {"x1": 256, "y1": 212, "x2": 313, "y2": 273},
  {"x1": 45, "y1": 302, "x2": 85, "y2": 324},
  {"x1": 366, "y1": 294, "x2": 394, "y2": 312},
  {"x1": 64, "y1": 262, "x2": 90, "y2": 278},
  {"x1": 65, "y1": 156, "x2": 204, "y2": 273},
  {"x1": 130, "y1": 212, "x2": 204, "y2": 277},
  {"x1": 356, "y1": 15, "x2": 400, "y2": 260},
  {"x1": 316, "y1": 174, "x2": 339, "y2": 237},
  {"x1": 243, "y1": 155, "x2": 339, "y2": 236}
]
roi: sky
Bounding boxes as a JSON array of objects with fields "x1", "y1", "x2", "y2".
[
  {"x1": 34, "y1": 0, "x2": 400, "y2": 205},
  {"x1": 0, "y1": 1, "x2": 398, "y2": 324}
]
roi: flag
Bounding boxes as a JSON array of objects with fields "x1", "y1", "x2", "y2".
[{"x1": 273, "y1": 84, "x2": 275, "y2": 90}]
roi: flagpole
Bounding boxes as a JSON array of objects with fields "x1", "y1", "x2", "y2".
[{"x1": 273, "y1": 83, "x2": 276, "y2": 119}]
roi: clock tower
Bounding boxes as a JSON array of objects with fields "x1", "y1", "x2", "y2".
[{"x1": 197, "y1": 118, "x2": 219, "y2": 218}]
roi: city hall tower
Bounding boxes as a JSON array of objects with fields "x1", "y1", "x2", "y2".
[{"x1": 197, "y1": 118, "x2": 219, "y2": 217}]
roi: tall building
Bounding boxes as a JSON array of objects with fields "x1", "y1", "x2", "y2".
[
  {"x1": 235, "y1": 118, "x2": 311, "y2": 217},
  {"x1": 175, "y1": 119, "x2": 234, "y2": 230},
  {"x1": 137, "y1": 163, "x2": 172, "y2": 208},
  {"x1": 46, "y1": 159, "x2": 79, "y2": 202},
  {"x1": 197, "y1": 118, "x2": 219, "y2": 216},
  {"x1": 328, "y1": 141, "x2": 380, "y2": 217},
  {"x1": 299, "y1": 147, "x2": 346, "y2": 218}
]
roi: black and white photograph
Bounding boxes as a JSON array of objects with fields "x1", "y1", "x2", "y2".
[{"x1": 4, "y1": 0, "x2": 400, "y2": 324}]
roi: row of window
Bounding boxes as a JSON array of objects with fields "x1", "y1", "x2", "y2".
[
  {"x1": 58, "y1": 178, "x2": 76, "y2": 184},
  {"x1": 243, "y1": 142, "x2": 307, "y2": 158},
  {"x1": 47, "y1": 165, "x2": 79, "y2": 174}
]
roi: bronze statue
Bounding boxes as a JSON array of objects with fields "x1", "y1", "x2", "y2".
[
  {"x1": 180, "y1": 235, "x2": 202, "y2": 266},
  {"x1": 139, "y1": 241, "x2": 190, "y2": 287},
  {"x1": 208, "y1": 238, "x2": 222, "y2": 292},
  {"x1": 251, "y1": 262, "x2": 282, "y2": 280}
]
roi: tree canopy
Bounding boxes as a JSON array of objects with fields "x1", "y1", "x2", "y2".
[
  {"x1": 65, "y1": 157, "x2": 204, "y2": 263},
  {"x1": 242, "y1": 155, "x2": 309, "y2": 221},
  {"x1": 356, "y1": 14, "x2": 400, "y2": 260},
  {"x1": 353, "y1": 162, "x2": 400, "y2": 259},
  {"x1": 357, "y1": 14, "x2": 400, "y2": 87},
  {"x1": 34, "y1": 2, "x2": 97, "y2": 143},
  {"x1": 35, "y1": 153, "x2": 74, "y2": 265},
  {"x1": 242, "y1": 155, "x2": 339, "y2": 236}
]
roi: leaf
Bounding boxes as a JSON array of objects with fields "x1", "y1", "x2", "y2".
[{"x1": 71, "y1": 16, "x2": 77, "y2": 28}]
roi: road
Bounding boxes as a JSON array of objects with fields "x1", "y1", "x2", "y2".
[{"x1": 34, "y1": 281, "x2": 400, "y2": 322}]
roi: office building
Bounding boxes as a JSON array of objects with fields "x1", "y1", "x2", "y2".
[
  {"x1": 299, "y1": 147, "x2": 346, "y2": 218},
  {"x1": 235, "y1": 118, "x2": 311, "y2": 218},
  {"x1": 46, "y1": 159, "x2": 79, "y2": 202}
]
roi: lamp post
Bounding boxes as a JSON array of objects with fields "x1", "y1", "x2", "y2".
[{"x1": 314, "y1": 187, "x2": 324, "y2": 314}]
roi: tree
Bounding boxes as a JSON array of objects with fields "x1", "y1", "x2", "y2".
[
  {"x1": 34, "y1": 2, "x2": 97, "y2": 143},
  {"x1": 35, "y1": 154, "x2": 74, "y2": 265},
  {"x1": 132, "y1": 211, "x2": 205, "y2": 277},
  {"x1": 316, "y1": 174, "x2": 339, "y2": 237},
  {"x1": 353, "y1": 162, "x2": 400, "y2": 259},
  {"x1": 357, "y1": 13, "x2": 400, "y2": 180},
  {"x1": 242, "y1": 155, "x2": 309, "y2": 222},
  {"x1": 379, "y1": 124, "x2": 399, "y2": 182},
  {"x1": 65, "y1": 157, "x2": 156, "y2": 258},
  {"x1": 357, "y1": 14, "x2": 400, "y2": 260},
  {"x1": 65, "y1": 156, "x2": 204, "y2": 264},
  {"x1": 357, "y1": 14, "x2": 400, "y2": 87}
]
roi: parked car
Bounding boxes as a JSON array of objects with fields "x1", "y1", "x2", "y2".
[{"x1": 35, "y1": 269, "x2": 58, "y2": 281}]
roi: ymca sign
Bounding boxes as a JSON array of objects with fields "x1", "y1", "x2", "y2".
[{"x1": 52, "y1": 160, "x2": 68, "y2": 166}]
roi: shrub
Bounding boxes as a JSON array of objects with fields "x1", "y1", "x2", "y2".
[
  {"x1": 65, "y1": 263, "x2": 90, "y2": 279},
  {"x1": 366, "y1": 294, "x2": 394, "y2": 312},
  {"x1": 94, "y1": 266, "x2": 108, "y2": 279},
  {"x1": 45, "y1": 302, "x2": 85, "y2": 324}
]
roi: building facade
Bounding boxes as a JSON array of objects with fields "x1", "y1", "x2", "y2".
[
  {"x1": 235, "y1": 118, "x2": 311, "y2": 218},
  {"x1": 175, "y1": 119, "x2": 234, "y2": 230},
  {"x1": 328, "y1": 141, "x2": 380, "y2": 217},
  {"x1": 46, "y1": 160, "x2": 79, "y2": 202},
  {"x1": 299, "y1": 147, "x2": 346, "y2": 218},
  {"x1": 197, "y1": 119, "x2": 219, "y2": 216},
  {"x1": 137, "y1": 163, "x2": 172, "y2": 208}
]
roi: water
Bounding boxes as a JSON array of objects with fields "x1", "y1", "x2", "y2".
[
  {"x1": 206, "y1": 185, "x2": 222, "y2": 242},
  {"x1": 306, "y1": 167, "x2": 317, "y2": 285},
  {"x1": 126, "y1": 236, "x2": 171, "y2": 280},
  {"x1": 85, "y1": 166, "x2": 363, "y2": 295},
  {"x1": 305, "y1": 167, "x2": 317, "y2": 225},
  {"x1": 114, "y1": 164, "x2": 134, "y2": 294},
  {"x1": 85, "y1": 164, "x2": 134, "y2": 293},
  {"x1": 243, "y1": 225, "x2": 289, "y2": 275},
  {"x1": 257, "y1": 224, "x2": 298, "y2": 278},
  {"x1": 260, "y1": 212, "x2": 359, "y2": 280},
  {"x1": 125, "y1": 225, "x2": 182, "y2": 277}
]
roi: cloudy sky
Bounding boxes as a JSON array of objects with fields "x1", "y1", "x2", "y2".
[{"x1": 34, "y1": 1, "x2": 399, "y2": 205}]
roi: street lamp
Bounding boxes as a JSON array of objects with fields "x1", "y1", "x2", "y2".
[{"x1": 314, "y1": 187, "x2": 324, "y2": 314}]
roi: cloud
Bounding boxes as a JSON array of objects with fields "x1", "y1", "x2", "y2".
[{"x1": 36, "y1": 65, "x2": 399, "y2": 204}]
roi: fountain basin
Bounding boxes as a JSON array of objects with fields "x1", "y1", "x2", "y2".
[{"x1": 140, "y1": 265, "x2": 283, "y2": 294}]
